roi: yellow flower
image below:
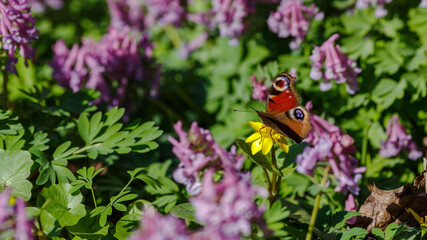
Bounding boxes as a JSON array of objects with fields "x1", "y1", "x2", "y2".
[
  {"x1": 245, "y1": 121, "x2": 289, "y2": 155},
  {"x1": 408, "y1": 208, "x2": 427, "y2": 237}
]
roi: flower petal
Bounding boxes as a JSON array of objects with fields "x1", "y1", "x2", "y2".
[
  {"x1": 248, "y1": 121, "x2": 265, "y2": 131},
  {"x1": 276, "y1": 141, "x2": 289, "y2": 153},
  {"x1": 245, "y1": 132, "x2": 261, "y2": 143},
  {"x1": 261, "y1": 137, "x2": 274, "y2": 155},
  {"x1": 251, "y1": 139, "x2": 262, "y2": 155}
]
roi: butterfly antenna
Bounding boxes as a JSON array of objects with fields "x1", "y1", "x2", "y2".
[{"x1": 232, "y1": 109, "x2": 256, "y2": 113}]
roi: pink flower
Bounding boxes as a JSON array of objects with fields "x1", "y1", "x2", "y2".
[
  {"x1": 309, "y1": 34, "x2": 361, "y2": 95},
  {"x1": 0, "y1": 190, "x2": 34, "y2": 239},
  {"x1": 250, "y1": 74, "x2": 269, "y2": 101},
  {"x1": 297, "y1": 102, "x2": 366, "y2": 195},
  {"x1": 169, "y1": 121, "x2": 244, "y2": 195},
  {"x1": 179, "y1": 33, "x2": 208, "y2": 59},
  {"x1": 28, "y1": 0, "x2": 63, "y2": 13},
  {"x1": 380, "y1": 115, "x2": 422, "y2": 161},
  {"x1": 421, "y1": 0, "x2": 427, "y2": 7},
  {"x1": 191, "y1": 169, "x2": 267, "y2": 240},
  {"x1": 0, "y1": 0, "x2": 38, "y2": 73},
  {"x1": 345, "y1": 194, "x2": 357, "y2": 224},
  {"x1": 211, "y1": 0, "x2": 255, "y2": 45},
  {"x1": 51, "y1": 27, "x2": 155, "y2": 107},
  {"x1": 355, "y1": 0, "x2": 392, "y2": 18},
  {"x1": 267, "y1": 0, "x2": 323, "y2": 50},
  {"x1": 130, "y1": 207, "x2": 189, "y2": 240}
]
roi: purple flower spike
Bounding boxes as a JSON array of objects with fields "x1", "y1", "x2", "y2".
[
  {"x1": 179, "y1": 33, "x2": 208, "y2": 59},
  {"x1": 297, "y1": 102, "x2": 366, "y2": 195},
  {"x1": 250, "y1": 74, "x2": 269, "y2": 102},
  {"x1": 309, "y1": 34, "x2": 361, "y2": 95},
  {"x1": 15, "y1": 198, "x2": 34, "y2": 240},
  {"x1": 130, "y1": 207, "x2": 189, "y2": 240},
  {"x1": 345, "y1": 194, "x2": 357, "y2": 224},
  {"x1": 169, "y1": 121, "x2": 244, "y2": 195},
  {"x1": 0, "y1": 0, "x2": 38, "y2": 73},
  {"x1": 421, "y1": 0, "x2": 427, "y2": 7},
  {"x1": 267, "y1": 0, "x2": 323, "y2": 50},
  {"x1": 211, "y1": 0, "x2": 255, "y2": 44},
  {"x1": 107, "y1": 0, "x2": 186, "y2": 32},
  {"x1": 51, "y1": 27, "x2": 155, "y2": 107},
  {"x1": 28, "y1": 0, "x2": 63, "y2": 13},
  {"x1": 355, "y1": 0, "x2": 392, "y2": 18},
  {"x1": 380, "y1": 115, "x2": 423, "y2": 161},
  {"x1": 191, "y1": 169, "x2": 267, "y2": 240},
  {"x1": 0, "y1": 190, "x2": 34, "y2": 239}
]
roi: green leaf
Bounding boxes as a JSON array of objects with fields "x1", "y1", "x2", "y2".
[
  {"x1": 341, "y1": 36, "x2": 374, "y2": 60},
  {"x1": 379, "y1": 17, "x2": 404, "y2": 38},
  {"x1": 113, "y1": 203, "x2": 127, "y2": 211},
  {"x1": 338, "y1": 227, "x2": 368, "y2": 240},
  {"x1": 66, "y1": 212, "x2": 109, "y2": 240},
  {"x1": 0, "y1": 150, "x2": 33, "y2": 200},
  {"x1": 78, "y1": 113, "x2": 90, "y2": 144},
  {"x1": 37, "y1": 184, "x2": 86, "y2": 235},
  {"x1": 279, "y1": 142, "x2": 308, "y2": 177},
  {"x1": 385, "y1": 222, "x2": 405, "y2": 240},
  {"x1": 235, "y1": 139, "x2": 282, "y2": 176},
  {"x1": 170, "y1": 203, "x2": 196, "y2": 222},
  {"x1": 408, "y1": 8, "x2": 427, "y2": 46},
  {"x1": 372, "y1": 228, "x2": 385, "y2": 240},
  {"x1": 329, "y1": 211, "x2": 361, "y2": 232},
  {"x1": 113, "y1": 213, "x2": 141, "y2": 240}
]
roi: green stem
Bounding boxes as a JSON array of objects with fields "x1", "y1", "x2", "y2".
[
  {"x1": 101, "y1": 176, "x2": 134, "y2": 213},
  {"x1": 269, "y1": 147, "x2": 279, "y2": 206},
  {"x1": 306, "y1": 165, "x2": 330, "y2": 240},
  {"x1": 2, "y1": 69, "x2": 8, "y2": 109},
  {"x1": 361, "y1": 124, "x2": 371, "y2": 166},
  {"x1": 164, "y1": 25, "x2": 182, "y2": 49},
  {"x1": 73, "y1": 143, "x2": 102, "y2": 155},
  {"x1": 90, "y1": 187, "x2": 97, "y2": 208},
  {"x1": 262, "y1": 167, "x2": 272, "y2": 194}
]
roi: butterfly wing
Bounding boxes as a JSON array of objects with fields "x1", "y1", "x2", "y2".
[
  {"x1": 258, "y1": 72, "x2": 312, "y2": 143},
  {"x1": 257, "y1": 106, "x2": 311, "y2": 143},
  {"x1": 266, "y1": 72, "x2": 300, "y2": 114}
]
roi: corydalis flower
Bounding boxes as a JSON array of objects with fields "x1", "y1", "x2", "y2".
[
  {"x1": 107, "y1": 0, "x2": 186, "y2": 32},
  {"x1": 211, "y1": 0, "x2": 255, "y2": 45},
  {"x1": 310, "y1": 34, "x2": 361, "y2": 95},
  {"x1": 191, "y1": 169, "x2": 267, "y2": 240},
  {"x1": 0, "y1": 0, "x2": 38, "y2": 73},
  {"x1": 179, "y1": 32, "x2": 208, "y2": 59},
  {"x1": 130, "y1": 207, "x2": 189, "y2": 240},
  {"x1": 345, "y1": 194, "x2": 357, "y2": 224},
  {"x1": 297, "y1": 102, "x2": 366, "y2": 195},
  {"x1": 250, "y1": 74, "x2": 269, "y2": 102},
  {"x1": 28, "y1": 0, "x2": 63, "y2": 13},
  {"x1": 0, "y1": 190, "x2": 34, "y2": 239},
  {"x1": 421, "y1": 0, "x2": 427, "y2": 7},
  {"x1": 169, "y1": 121, "x2": 244, "y2": 195},
  {"x1": 245, "y1": 121, "x2": 289, "y2": 155},
  {"x1": 355, "y1": 0, "x2": 392, "y2": 18},
  {"x1": 51, "y1": 27, "x2": 154, "y2": 107},
  {"x1": 267, "y1": 0, "x2": 323, "y2": 50},
  {"x1": 380, "y1": 115, "x2": 422, "y2": 161}
]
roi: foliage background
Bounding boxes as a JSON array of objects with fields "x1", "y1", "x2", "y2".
[{"x1": 0, "y1": 0, "x2": 426, "y2": 239}]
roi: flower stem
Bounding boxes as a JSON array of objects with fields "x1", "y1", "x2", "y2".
[
  {"x1": 305, "y1": 165, "x2": 330, "y2": 240},
  {"x1": 90, "y1": 187, "x2": 97, "y2": 208},
  {"x1": 2, "y1": 69, "x2": 8, "y2": 109},
  {"x1": 164, "y1": 24, "x2": 182, "y2": 49},
  {"x1": 269, "y1": 147, "x2": 279, "y2": 206},
  {"x1": 361, "y1": 124, "x2": 371, "y2": 166}
]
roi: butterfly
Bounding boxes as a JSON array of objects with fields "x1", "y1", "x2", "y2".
[{"x1": 255, "y1": 72, "x2": 312, "y2": 144}]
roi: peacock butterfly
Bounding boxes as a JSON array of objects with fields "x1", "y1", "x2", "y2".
[{"x1": 255, "y1": 72, "x2": 312, "y2": 143}]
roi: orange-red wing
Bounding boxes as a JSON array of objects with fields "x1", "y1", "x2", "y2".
[{"x1": 267, "y1": 91, "x2": 298, "y2": 114}]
